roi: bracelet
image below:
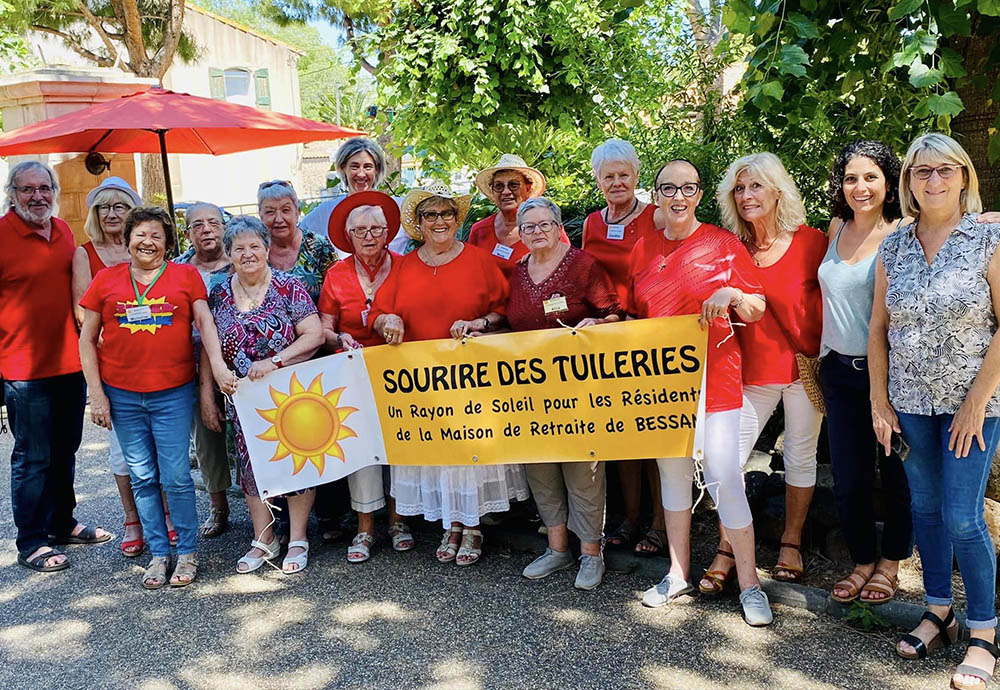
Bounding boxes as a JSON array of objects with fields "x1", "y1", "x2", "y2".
[
  {"x1": 731, "y1": 289, "x2": 744, "y2": 310},
  {"x1": 481, "y1": 315, "x2": 491, "y2": 331}
]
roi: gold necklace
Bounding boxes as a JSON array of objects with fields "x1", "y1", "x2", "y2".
[{"x1": 236, "y1": 270, "x2": 270, "y2": 308}]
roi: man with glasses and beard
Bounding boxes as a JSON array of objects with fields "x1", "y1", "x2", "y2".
[{"x1": 0, "y1": 161, "x2": 111, "y2": 573}]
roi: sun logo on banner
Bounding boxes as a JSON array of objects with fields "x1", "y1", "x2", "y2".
[{"x1": 255, "y1": 372, "x2": 359, "y2": 476}]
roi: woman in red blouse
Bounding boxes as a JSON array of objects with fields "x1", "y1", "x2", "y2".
[
  {"x1": 507, "y1": 197, "x2": 623, "y2": 590},
  {"x1": 581, "y1": 139, "x2": 665, "y2": 557},
  {"x1": 634, "y1": 160, "x2": 774, "y2": 627},
  {"x1": 467, "y1": 154, "x2": 568, "y2": 277},
  {"x1": 318, "y1": 191, "x2": 414, "y2": 563},
  {"x1": 371, "y1": 183, "x2": 529, "y2": 566},
  {"x1": 714, "y1": 153, "x2": 825, "y2": 587}
]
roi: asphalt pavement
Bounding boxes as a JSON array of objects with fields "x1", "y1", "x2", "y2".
[{"x1": 0, "y1": 416, "x2": 964, "y2": 689}]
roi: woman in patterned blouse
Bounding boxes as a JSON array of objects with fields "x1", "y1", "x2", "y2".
[{"x1": 870, "y1": 133, "x2": 1000, "y2": 690}]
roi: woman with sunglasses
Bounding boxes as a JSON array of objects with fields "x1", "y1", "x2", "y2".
[
  {"x1": 318, "y1": 191, "x2": 414, "y2": 563},
  {"x1": 468, "y1": 154, "x2": 568, "y2": 277}
]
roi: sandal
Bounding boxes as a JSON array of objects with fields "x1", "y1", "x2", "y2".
[
  {"x1": 634, "y1": 528, "x2": 667, "y2": 558},
  {"x1": 456, "y1": 529, "x2": 483, "y2": 566},
  {"x1": 282, "y1": 540, "x2": 310, "y2": 573},
  {"x1": 200, "y1": 506, "x2": 229, "y2": 539},
  {"x1": 897, "y1": 609, "x2": 958, "y2": 660},
  {"x1": 388, "y1": 522, "x2": 414, "y2": 552},
  {"x1": 50, "y1": 524, "x2": 112, "y2": 545},
  {"x1": 17, "y1": 548, "x2": 69, "y2": 572},
  {"x1": 436, "y1": 527, "x2": 462, "y2": 563},
  {"x1": 605, "y1": 520, "x2": 639, "y2": 549},
  {"x1": 120, "y1": 520, "x2": 144, "y2": 558},
  {"x1": 142, "y1": 555, "x2": 172, "y2": 590},
  {"x1": 237, "y1": 536, "x2": 280, "y2": 573},
  {"x1": 951, "y1": 637, "x2": 1000, "y2": 690},
  {"x1": 831, "y1": 569, "x2": 869, "y2": 604},
  {"x1": 164, "y1": 510, "x2": 178, "y2": 547},
  {"x1": 169, "y1": 553, "x2": 198, "y2": 587},
  {"x1": 699, "y1": 549, "x2": 735, "y2": 594},
  {"x1": 347, "y1": 532, "x2": 376, "y2": 563},
  {"x1": 860, "y1": 568, "x2": 899, "y2": 605},
  {"x1": 773, "y1": 542, "x2": 803, "y2": 583}
]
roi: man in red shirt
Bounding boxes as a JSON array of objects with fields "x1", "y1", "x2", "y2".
[{"x1": 1, "y1": 161, "x2": 110, "y2": 572}]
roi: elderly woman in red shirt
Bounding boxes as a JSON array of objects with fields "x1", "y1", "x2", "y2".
[
  {"x1": 709, "y1": 153, "x2": 825, "y2": 588},
  {"x1": 507, "y1": 196, "x2": 624, "y2": 591},
  {"x1": 371, "y1": 182, "x2": 529, "y2": 566},
  {"x1": 318, "y1": 191, "x2": 414, "y2": 563},
  {"x1": 582, "y1": 138, "x2": 665, "y2": 556},
  {"x1": 467, "y1": 154, "x2": 568, "y2": 277}
]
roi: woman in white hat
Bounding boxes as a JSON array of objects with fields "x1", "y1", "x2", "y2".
[
  {"x1": 371, "y1": 182, "x2": 530, "y2": 566},
  {"x1": 71, "y1": 176, "x2": 176, "y2": 558},
  {"x1": 468, "y1": 154, "x2": 568, "y2": 277}
]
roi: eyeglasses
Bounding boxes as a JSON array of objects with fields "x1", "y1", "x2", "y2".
[
  {"x1": 97, "y1": 203, "x2": 131, "y2": 215},
  {"x1": 258, "y1": 180, "x2": 292, "y2": 190},
  {"x1": 491, "y1": 180, "x2": 523, "y2": 194},
  {"x1": 519, "y1": 220, "x2": 560, "y2": 235},
  {"x1": 17, "y1": 185, "x2": 54, "y2": 196},
  {"x1": 349, "y1": 225, "x2": 387, "y2": 238},
  {"x1": 419, "y1": 210, "x2": 457, "y2": 222},
  {"x1": 909, "y1": 164, "x2": 964, "y2": 181},
  {"x1": 187, "y1": 219, "x2": 223, "y2": 231},
  {"x1": 655, "y1": 183, "x2": 701, "y2": 198}
]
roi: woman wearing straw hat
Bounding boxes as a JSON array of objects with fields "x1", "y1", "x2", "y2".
[
  {"x1": 318, "y1": 190, "x2": 415, "y2": 563},
  {"x1": 468, "y1": 154, "x2": 568, "y2": 277},
  {"x1": 371, "y1": 182, "x2": 530, "y2": 566}
]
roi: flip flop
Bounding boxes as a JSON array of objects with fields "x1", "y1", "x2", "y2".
[
  {"x1": 18, "y1": 548, "x2": 69, "y2": 572},
  {"x1": 50, "y1": 524, "x2": 112, "y2": 545}
]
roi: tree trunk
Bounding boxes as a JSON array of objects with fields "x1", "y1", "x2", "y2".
[
  {"x1": 140, "y1": 154, "x2": 166, "y2": 204},
  {"x1": 950, "y1": 32, "x2": 999, "y2": 208}
]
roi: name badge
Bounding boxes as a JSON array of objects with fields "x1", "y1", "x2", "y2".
[
  {"x1": 492, "y1": 243, "x2": 515, "y2": 260},
  {"x1": 543, "y1": 295, "x2": 569, "y2": 314},
  {"x1": 126, "y1": 305, "x2": 152, "y2": 323},
  {"x1": 606, "y1": 224, "x2": 625, "y2": 240},
  {"x1": 361, "y1": 307, "x2": 370, "y2": 327}
]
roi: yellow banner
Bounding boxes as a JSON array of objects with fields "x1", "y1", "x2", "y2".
[{"x1": 362, "y1": 315, "x2": 707, "y2": 465}]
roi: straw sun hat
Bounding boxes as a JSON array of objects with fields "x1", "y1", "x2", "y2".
[
  {"x1": 326, "y1": 190, "x2": 401, "y2": 254},
  {"x1": 399, "y1": 181, "x2": 472, "y2": 241},
  {"x1": 473, "y1": 154, "x2": 547, "y2": 199}
]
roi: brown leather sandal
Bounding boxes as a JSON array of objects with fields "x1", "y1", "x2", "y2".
[
  {"x1": 699, "y1": 549, "x2": 735, "y2": 594},
  {"x1": 773, "y1": 542, "x2": 803, "y2": 583},
  {"x1": 831, "y1": 570, "x2": 868, "y2": 603},
  {"x1": 860, "y1": 568, "x2": 899, "y2": 605}
]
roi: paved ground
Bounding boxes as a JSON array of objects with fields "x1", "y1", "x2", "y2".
[{"x1": 0, "y1": 417, "x2": 965, "y2": 690}]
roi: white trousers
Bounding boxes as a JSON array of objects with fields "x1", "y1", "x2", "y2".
[
  {"x1": 739, "y1": 381, "x2": 822, "y2": 488},
  {"x1": 348, "y1": 465, "x2": 387, "y2": 513},
  {"x1": 656, "y1": 408, "x2": 752, "y2": 530}
]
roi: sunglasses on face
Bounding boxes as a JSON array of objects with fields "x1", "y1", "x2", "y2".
[
  {"x1": 259, "y1": 179, "x2": 292, "y2": 191},
  {"x1": 491, "y1": 180, "x2": 523, "y2": 194},
  {"x1": 419, "y1": 210, "x2": 457, "y2": 222}
]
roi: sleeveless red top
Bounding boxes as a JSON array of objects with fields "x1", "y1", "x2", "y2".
[{"x1": 81, "y1": 241, "x2": 109, "y2": 277}]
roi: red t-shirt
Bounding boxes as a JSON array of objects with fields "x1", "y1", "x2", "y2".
[
  {"x1": 81, "y1": 241, "x2": 108, "y2": 277},
  {"x1": 583, "y1": 204, "x2": 657, "y2": 308},
  {"x1": 736, "y1": 226, "x2": 826, "y2": 385},
  {"x1": 0, "y1": 210, "x2": 82, "y2": 380},
  {"x1": 467, "y1": 212, "x2": 570, "y2": 278},
  {"x1": 318, "y1": 253, "x2": 401, "y2": 348},
  {"x1": 627, "y1": 223, "x2": 762, "y2": 413},
  {"x1": 507, "y1": 247, "x2": 623, "y2": 331},
  {"x1": 370, "y1": 243, "x2": 508, "y2": 342},
  {"x1": 80, "y1": 262, "x2": 208, "y2": 392}
]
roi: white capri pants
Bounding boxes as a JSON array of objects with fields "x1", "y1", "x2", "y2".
[
  {"x1": 348, "y1": 465, "x2": 387, "y2": 513},
  {"x1": 739, "y1": 381, "x2": 822, "y2": 488},
  {"x1": 657, "y1": 408, "x2": 752, "y2": 530},
  {"x1": 108, "y1": 428, "x2": 128, "y2": 476}
]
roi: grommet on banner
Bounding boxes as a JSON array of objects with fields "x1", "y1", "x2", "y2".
[
  {"x1": 589, "y1": 450, "x2": 596, "y2": 457},
  {"x1": 347, "y1": 353, "x2": 354, "y2": 360},
  {"x1": 472, "y1": 455, "x2": 479, "y2": 462},
  {"x1": 461, "y1": 336, "x2": 468, "y2": 346},
  {"x1": 556, "y1": 318, "x2": 577, "y2": 336}
]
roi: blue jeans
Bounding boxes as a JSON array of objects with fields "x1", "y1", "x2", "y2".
[
  {"x1": 105, "y1": 381, "x2": 198, "y2": 557},
  {"x1": 898, "y1": 412, "x2": 1000, "y2": 629},
  {"x1": 4, "y1": 373, "x2": 86, "y2": 555}
]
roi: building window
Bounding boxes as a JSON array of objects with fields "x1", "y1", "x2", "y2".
[{"x1": 223, "y1": 68, "x2": 253, "y2": 106}]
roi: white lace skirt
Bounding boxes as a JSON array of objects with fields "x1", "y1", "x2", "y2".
[{"x1": 390, "y1": 463, "x2": 530, "y2": 526}]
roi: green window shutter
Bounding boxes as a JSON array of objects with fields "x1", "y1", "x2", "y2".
[
  {"x1": 254, "y1": 68, "x2": 271, "y2": 109},
  {"x1": 209, "y1": 67, "x2": 225, "y2": 100}
]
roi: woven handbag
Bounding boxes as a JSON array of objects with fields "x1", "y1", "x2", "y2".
[{"x1": 771, "y1": 314, "x2": 826, "y2": 416}]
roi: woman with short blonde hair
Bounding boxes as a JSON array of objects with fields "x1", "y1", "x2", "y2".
[{"x1": 898, "y1": 132, "x2": 982, "y2": 219}]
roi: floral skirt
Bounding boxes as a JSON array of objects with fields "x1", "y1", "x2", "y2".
[{"x1": 390, "y1": 463, "x2": 530, "y2": 526}]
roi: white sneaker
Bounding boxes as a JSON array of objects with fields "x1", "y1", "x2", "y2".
[
  {"x1": 642, "y1": 574, "x2": 694, "y2": 608},
  {"x1": 522, "y1": 548, "x2": 575, "y2": 579},
  {"x1": 574, "y1": 554, "x2": 605, "y2": 590},
  {"x1": 740, "y1": 585, "x2": 773, "y2": 627}
]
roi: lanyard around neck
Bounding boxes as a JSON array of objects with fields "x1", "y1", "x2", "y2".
[{"x1": 130, "y1": 262, "x2": 167, "y2": 305}]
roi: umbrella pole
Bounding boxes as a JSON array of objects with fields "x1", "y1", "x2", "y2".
[{"x1": 156, "y1": 129, "x2": 175, "y2": 220}]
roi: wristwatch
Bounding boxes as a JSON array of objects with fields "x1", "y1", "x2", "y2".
[
  {"x1": 270, "y1": 354, "x2": 284, "y2": 368},
  {"x1": 481, "y1": 315, "x2": 492, "y2": 331}
]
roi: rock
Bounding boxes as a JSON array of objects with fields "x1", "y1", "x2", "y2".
[
  {"x1": 744, "y1": 470, "x2": 770, "y2": 510},
  {"x1": 987, "y1": 448, "x2": 1000, "y2": 501},
  {"x1": 984, "y1": 498, "x2": 1000, "y2": 555},
  {"x1": 824, "y1": 527, "x2": 853, "y2": 565}
]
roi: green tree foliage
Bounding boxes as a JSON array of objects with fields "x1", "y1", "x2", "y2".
[{"x1": 722, "y1": 0, "x2": 1000, "y2": 206}]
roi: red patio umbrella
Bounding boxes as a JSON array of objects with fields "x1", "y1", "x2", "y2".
[{"x1": 0, "y1": 86, "x2": 366, "y2": 216}]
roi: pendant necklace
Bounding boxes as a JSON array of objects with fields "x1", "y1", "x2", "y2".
[{"x1": 237, "y1": 271, "x2": 270, "y2": 308}]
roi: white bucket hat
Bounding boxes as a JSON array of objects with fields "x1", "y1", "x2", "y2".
[{"x1": 85, "y1": 176, "x2": 142, "y2": 208}]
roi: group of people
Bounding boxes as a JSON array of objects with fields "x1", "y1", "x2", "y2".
[{"x1": 3, "y1": 131, "x2": 1000, "y2": 689}]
